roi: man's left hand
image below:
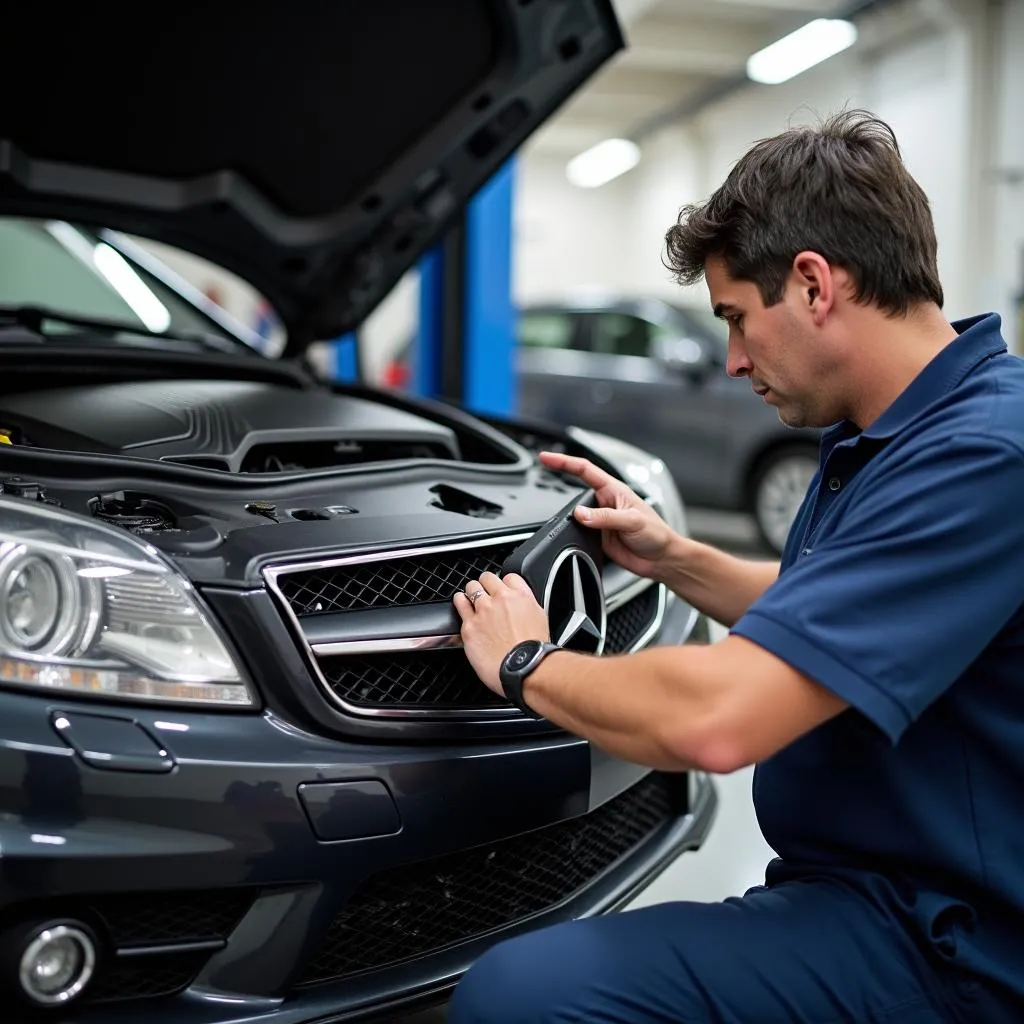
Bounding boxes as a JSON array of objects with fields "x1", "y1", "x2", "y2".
[{"x1": 454, "y1": 572, "x2": 550, "y2": 694}]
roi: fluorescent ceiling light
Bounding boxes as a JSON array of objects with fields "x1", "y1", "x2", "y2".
[
  {"x1": 566, "y1": 138, "x2": 641, "y2": 188},
  {"x1": 747, "y1": 19, "x2": 858, "y2": 85}
]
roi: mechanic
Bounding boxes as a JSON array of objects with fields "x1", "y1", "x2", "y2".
[{"x1": 448, "y1": 109, "x2": 1024, "y2": 1023}]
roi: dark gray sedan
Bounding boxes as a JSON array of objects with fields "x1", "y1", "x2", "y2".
[{"x1": 513, "y1": 297, "x2": 821, "y2": 554}]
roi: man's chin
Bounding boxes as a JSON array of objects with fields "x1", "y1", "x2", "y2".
[
  {"x1": 777, "y1": 406, "x2": 807, "y2": 429},
  {"x1": 779, "y1": 407, "x2": 832, "y2": 430},
  {"x1": 765, "y1": 392, "x2": 807, "y2": 428}
]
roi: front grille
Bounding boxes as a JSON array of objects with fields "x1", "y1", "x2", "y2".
[
  {"x1": 319, "y1": 647, "x2": 509, "y2": 710},
  {"x1": 605, "y1": 585, "x2": 661, "y2": 654},
  {"x1": 89, "y1": 888, "x2": 254, "y2": 947},
  {"x1": 279, "y1": 543, "x2": 519, "y2": 615},
  {"x1": 297, "y1": 772, "x2": 675, "y2": 985},
  {"x1": 269, "y1": 531, "x2": 668, "y2": 717}
]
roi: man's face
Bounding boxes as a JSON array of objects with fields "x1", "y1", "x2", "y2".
[{"x1": 704, "y1": 256, "x2": 841, "y2": 429}]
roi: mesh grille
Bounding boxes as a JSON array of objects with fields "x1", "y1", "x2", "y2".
[
  {"x1": 319, "y1": 648, "x2": 508, "y2": 710},
  {"x1": 279, "y1": 543, "x2": 519, "y2": 615},
  {"x1": 604, "y1": 585, "x2": 660, "y2": 654},
  {"x1": 297, "y1": 772, "x2": 675, "y2": 985},
  {"x1": 86, "y1": 951, "x2": 210, "y2": 1004},
  {"x1": 90, "y1": 889, "x2": 254, "y2": 947}
]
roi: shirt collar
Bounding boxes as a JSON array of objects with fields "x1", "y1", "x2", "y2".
[{"x1": 841, "y1": 312, "x2": 1007, "y2": 443}]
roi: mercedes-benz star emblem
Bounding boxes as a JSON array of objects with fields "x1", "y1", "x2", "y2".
[{"x1": 542, "y1": 548, "x2": 606, "y2": 655}]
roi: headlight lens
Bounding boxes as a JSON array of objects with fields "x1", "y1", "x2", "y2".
[
  {"x1": 3, "y1": 552, "x2": 70, "y2": 650},
  {"x1": 0, "y1": 496, "x2": 253, "y2": 706},
  {"x1": 566, "y1": 427, "x2": 689, "y2": 536}
]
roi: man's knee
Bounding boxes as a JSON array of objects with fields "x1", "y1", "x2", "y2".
[
  {"x1": 448, "y1": 910, "x2": 710, "y2": 1024},
  {"x1": 450, "y1": 929, "x2": 559, "y2": 1023},
  {"x1": 448, "y1": 920, "x2": 611, "y2": 1023}
]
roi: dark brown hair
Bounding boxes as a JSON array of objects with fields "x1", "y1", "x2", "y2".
[{"x1": 664, "y1": 109, "x2": 943, "y2": 315}]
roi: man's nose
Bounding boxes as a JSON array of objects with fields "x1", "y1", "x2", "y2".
[{"x1": 726, "y1": 338, "x2": 752, "y2": 378}]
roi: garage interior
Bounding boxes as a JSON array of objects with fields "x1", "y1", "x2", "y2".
[{"x1": 0, "y1": 0, "x2": 1022, "y2": 1021}]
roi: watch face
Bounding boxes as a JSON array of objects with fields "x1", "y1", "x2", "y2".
[{"x1": 508, "y1": 640, "x2": 542, "y2": 670}]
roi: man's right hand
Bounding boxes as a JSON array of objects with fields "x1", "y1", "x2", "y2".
[{"x1": 538, "y1": 451, "x2": 677, "y2": 581}]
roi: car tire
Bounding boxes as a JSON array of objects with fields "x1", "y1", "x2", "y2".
[{"x1": 750, "y1": 445, "x2": 819, "y2": 555}]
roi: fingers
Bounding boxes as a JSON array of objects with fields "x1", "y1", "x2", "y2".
[
  {"x1": 456, "y1": 573, "x2": 505, "y2": 619},
  {"x1": 459, "y1": 579, "x2": 489, "y2": 610},
  {"x1": 456, "y1": 572, "x2": 533, "y2": 618},
  {"x1": 478, "y1": 571, "x2": 503, "y2": 596},
  {"x1": 502, "y1": 572, "x2": 533, "y2": 595},
  {"x1": 538, "y1": 451, "x2": 617, "y2": 492},
  {"x1": 452, "y1": 591, "x2": 473, "y2": 621},
  {"x1": 574, "y1": 504, "x2": 643, "y2": 532}
]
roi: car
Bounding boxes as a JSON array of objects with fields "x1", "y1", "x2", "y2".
[
  {"x1": 0, "y1": 4, "x2": 716, "y2": 1023},
  {"x1": 384, "y1": 296, "x2": 821, "y2": 554}
]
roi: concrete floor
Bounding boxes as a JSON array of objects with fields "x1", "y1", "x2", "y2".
[{"x1": 383, "y1": 510, "x2": 777, "y2": 1023}]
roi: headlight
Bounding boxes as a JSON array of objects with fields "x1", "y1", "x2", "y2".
[
  {"x1": 0, "y1": 496, "x2": 253, "y2": 706},
  {"x1": 566, "y1": 427, "x2": 689, "y2": 536}
]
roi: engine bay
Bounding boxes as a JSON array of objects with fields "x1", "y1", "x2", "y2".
[
  {"x1": 0, "y1": 362, "x2": 601, "y2": 588},
  {"x1": 0, "y1": 378, "x2": 463, "y2": 473}
]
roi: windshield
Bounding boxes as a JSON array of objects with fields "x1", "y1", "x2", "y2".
[{"x1": 0, "y1": 217, "x2": 266, "y2": 350}]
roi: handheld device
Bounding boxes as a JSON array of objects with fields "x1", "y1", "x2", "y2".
[
  {"x1": 501, "y1": 489, "x2": 606, "y2": 654},
  {"x1": 501, "y1": 489, "x2": 603, "y2": 595}
]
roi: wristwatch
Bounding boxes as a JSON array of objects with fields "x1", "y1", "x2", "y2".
[{"x1": 498, "y1": 639, "x2": 560, "y2": 717}]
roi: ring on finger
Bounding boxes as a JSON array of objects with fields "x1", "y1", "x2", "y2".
[{"x1": 467, "y1": 588, "x2": 486, "y2": 605}]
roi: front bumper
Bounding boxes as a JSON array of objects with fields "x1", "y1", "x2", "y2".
[{"x1": 0, "y1": 682, "x2": 717, "y2": 1023}]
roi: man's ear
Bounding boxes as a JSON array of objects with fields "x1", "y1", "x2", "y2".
[{"x1": 791, "y1": 251, "x2": 833, "y2": 325}]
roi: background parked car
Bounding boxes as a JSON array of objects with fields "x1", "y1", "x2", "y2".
[{"x1": 384, "y1": 296, "x2": 821, "y2": 554}]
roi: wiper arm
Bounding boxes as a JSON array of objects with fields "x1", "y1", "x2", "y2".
[{"x1": 0, "y1": 305, "x2": 242, "y2": 353}]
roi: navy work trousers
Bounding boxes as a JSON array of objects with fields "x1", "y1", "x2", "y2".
[{"x1": 448, "y1": 876, "x2": 1002, "y2": 1023}]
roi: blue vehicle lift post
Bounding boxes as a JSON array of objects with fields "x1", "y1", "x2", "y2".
[{"x1": 412, "y1": 159, "x2": 518, "y2": 417}]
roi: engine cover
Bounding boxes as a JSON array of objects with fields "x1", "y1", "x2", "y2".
[{"x1": 0, "y1": 379, "x2": 460, "y2": 473}]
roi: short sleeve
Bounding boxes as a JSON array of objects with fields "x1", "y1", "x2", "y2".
[{"x1": 732, "y1": 435, "x2": 1024, "y2": 743}]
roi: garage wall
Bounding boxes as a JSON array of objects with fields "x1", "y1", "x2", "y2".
[
  {"x1": 513, "y1": 153, "x2": 633, "y2": 303},
  {"x1": 514, "y1": 125, "x2": 705, "y2": 307},
  {"x1": 619, "y1": 124, "x2": 706, "y2": 302}
]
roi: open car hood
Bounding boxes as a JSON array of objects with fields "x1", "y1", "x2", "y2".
[{"x1": 0, "y1": 1, "x2": 623, "y2": 352}]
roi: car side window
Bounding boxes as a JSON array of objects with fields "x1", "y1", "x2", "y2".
[
  {"x1": 589, "y1": 312, "x2": 659, "y2": 358},
  {"x1": 517, "y1": 311, "x2": 580, "y2": 350}
]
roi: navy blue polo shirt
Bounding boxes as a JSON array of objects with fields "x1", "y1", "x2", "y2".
[{"x1": 732, "y1": 313, "x2": 1024, "y2": 1002}]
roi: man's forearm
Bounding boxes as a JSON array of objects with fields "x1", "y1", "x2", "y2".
[
  {"x1": 655, "y1": 535, "x2": 779, "y2": 628},
  {"x1": 522, "y1": 645, "x2": 727, "y2": 771}
]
